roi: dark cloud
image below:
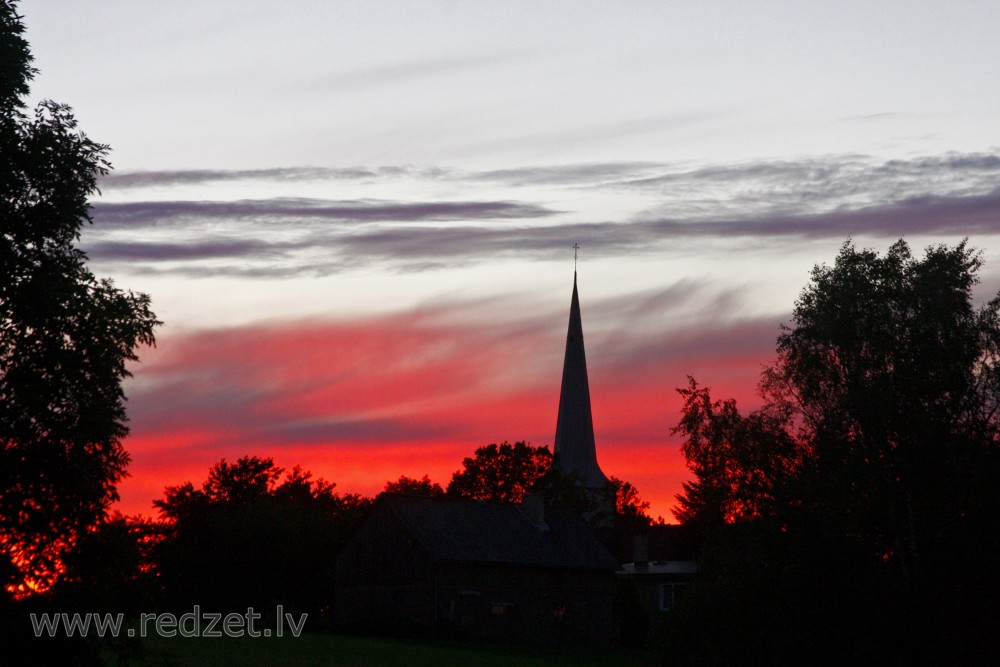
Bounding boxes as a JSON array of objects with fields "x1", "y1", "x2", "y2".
[
  {"x1": 639, "y1": 187, "x2": 1000, "y2": 239},
  {"x1": 85, "y1": 238, "x2": 298, "y2": 262},
  {"x1": 83, "y1": 187, "x2": 1000, "y2": 277},
  {"x1": 619, "y1": 152, "x2": 1000, "y2": 190},
  {"x1": 83, "y1": 151, "x2": 1000, "y2": 277},
  {"x1": 873, "y1": 152, "x2": 1000, "y2": 174},
  {"x1": 333, "y1": 188, "x2": 1000, "y2": 265},
  {"x1": 90, "y1": 197, "x2": 557, "y2": 228},
  {"x1": 260, "y1": 416, "x2": 462, "y2": 445},
  {"x1": 99, "y1": 166, "x2": 456, "y2": 190},
  {"x1": 463, "y1": 152, "x2": 1000, "y2": 224},
  {"x1": 100, "y1": 167, "x2": 381, "y2": 189}
]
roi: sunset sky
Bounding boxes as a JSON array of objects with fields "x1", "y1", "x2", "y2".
[{"x1": 21, "y1": 1, "x2": 1000, "y2": 520}]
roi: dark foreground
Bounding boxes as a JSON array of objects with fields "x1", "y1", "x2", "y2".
[{"x1": 100, "y1": 633, "x2": 655, "y2": 667}]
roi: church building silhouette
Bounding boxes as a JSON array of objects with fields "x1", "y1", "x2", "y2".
[{"x1": 334, "y1": 271, "x2": 620, "y2": 643}]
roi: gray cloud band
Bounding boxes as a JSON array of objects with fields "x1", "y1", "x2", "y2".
[{"x1": 83, "y1": 151, "x2": 1000, "y2": 276}]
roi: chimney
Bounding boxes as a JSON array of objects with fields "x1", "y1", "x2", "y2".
[
  {"x1": 520, "y1": 493, "x2": 549, "y2": 532},
  {"x1": 634, "y1": 533, "x2": 649, "y2": 565}
]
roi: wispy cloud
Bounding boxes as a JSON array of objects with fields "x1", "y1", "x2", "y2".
[
  {"x1": 85, "y1": 151, "x2": 1000, "y2": 278},
  {"x1": 101, "y1": 167, "x2": 380, "y2": 189},
  {"x1": 639, "y1": 187, "x2": 1000, "y2": 239},
  {"x1": 467, "y1": 162, "x2": 661, "y2": 187},
  {"x1": 335, "y1": 189, "x2": 1000, "y2": 263},
  {"x1": 468, "y1": 151, "x2": 1000, "y2": 195},
  {"x1": 83, "y1": 188, "x2": 1000, "y2": 277},
  {"x1": 102, "y1": 151, "x2": 1000, "y2": 191},
  {"x1": 86, "y1": 238, "x2": 304, "y2": 262},
  {"x1": 91, "y1": 197, "x2": 556, "y2": 228},
  {"x1": 99, "y1": 166, "x2": 449, "y2": 190}
]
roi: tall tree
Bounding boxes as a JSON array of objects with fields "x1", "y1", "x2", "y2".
[
  {"x1": 668, "y1": 239, "x2": 1000, "y2": 664},
  {"x1": 446, "y1": 441, "x2": 552, "y2": 503},
  {"x1": 0, "y1": 0, "x2": 159, "y2": 596},
  {"x1": 762, "y1": 239, "x2": 1000, "y2": 578}
]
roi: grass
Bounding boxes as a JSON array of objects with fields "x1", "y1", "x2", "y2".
[{"x1": 102, "y1": 632, "x2": 656, "y2": 667}]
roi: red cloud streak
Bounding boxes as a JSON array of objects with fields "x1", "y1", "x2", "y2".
[{"x1": 117, "y1": 308, "x2": 777, "y2": 521}]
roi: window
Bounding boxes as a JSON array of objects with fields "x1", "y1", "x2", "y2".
[{"x1": 659, "y1": 583, "x2": 690, "y2": 611}]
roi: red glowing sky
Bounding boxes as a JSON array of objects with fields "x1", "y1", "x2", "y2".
[{"x1": 118, "y1": 297, "x2": 779, "y2": 521}]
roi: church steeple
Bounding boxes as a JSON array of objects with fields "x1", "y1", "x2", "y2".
[{"x1": 553, "y1": 271, "x2": 610, "y2": 489}]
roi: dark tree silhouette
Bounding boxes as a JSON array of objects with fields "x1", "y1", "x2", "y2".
[
  {"x1": 672, "y1": 377, "x2": 800, "y2": 529},
  {"x1": 611, "y1": 476, "x2": 652, "y2": 522},
  {"x1": 53, "y1": 513, "x2": 163, "y2": 614},
  {"x1": 763, "y1": 239, "x2": 1000, "y2": 580},
  {"x1": 0, "y1": 0, "x2": 159, "y2": 597},
  {"x1": 665, "y1": 239, "x2": 1000, "y2": 664},
  {"x1": 383, "y1": 474, "x2": 444, "y2": 497},
  {"x1": 155, "y1": 456, "x2": 370, "y2": 612},
  {"x1": 447, "y1": 441, "x2": 552, "y2": 503}
]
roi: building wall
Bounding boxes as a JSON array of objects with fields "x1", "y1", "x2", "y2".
[
  {"x1": 335, "y1": 504, "x2": 438, "y2": 626},
  {"x1": 631, "y1": 575, "x2": 695, "y2": 613},
  {"x1": 435, "y1": 563, "x2": 617, "y2": 645},
  {"x1": 335, "y1": 507, "x2": 617, "y2": 643},
  {"x1": 335, "y1": 504, "x2": 436, "y2": 587}
]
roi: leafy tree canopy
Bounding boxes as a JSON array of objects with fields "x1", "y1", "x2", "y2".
[
  {"x1": 611, "y1": 476, "x2": 653, "y2": 524},
  {"x1": 383, "y1": 474, "x2": 444, "y2": 497},
  {"x1": 670, "y1": 239, "x2": 1000, "y2": 663},
  {"x1": 671, "y1": 377, "x2": 800, "y2": 529},
  {"x1": 446, "y1": 441, "x2": 552, "y2": 503},
  {"x1": 0, "y1": 0, "x2": 159, "y2": 597}
]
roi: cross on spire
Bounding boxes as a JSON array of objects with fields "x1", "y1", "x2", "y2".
[{"x1": 573, "y1": 243, "x2": 580, "y2": 271}]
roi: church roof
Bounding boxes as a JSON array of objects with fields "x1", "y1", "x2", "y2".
[
  {"x1": 379, "y1": 494, "x2": 620, "y2": 572},
  {"x1": 553, "y1": 272, "x2": 610, "y2": 488}
]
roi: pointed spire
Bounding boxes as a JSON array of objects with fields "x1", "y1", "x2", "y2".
[{"x1": 553, "y1": 271, "x2": 610, "y2": 489}]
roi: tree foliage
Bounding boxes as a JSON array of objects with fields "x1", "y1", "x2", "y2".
[
  {"x1": 53, "y1": 513, "x2": 163, "y2": 617},
  {"x1": 672, "y1": 377, "x2": 800, "y2": 528},
  {"x1": 383, "y1": 474, "x2": 444, "y2": 497},
  {"x1": 154, "y1": 456, "x2": 370, "y2": 611},
  {"x1": 668, "y1": 239, "x2": 1000, "y2": 663},
  {"x1": 0, "y1": 0, "x2": 159, "y2": 596},
  {"x1": 610, "y1": 476, "x2": 652, "y2": 522},
  {"x1": 446, "y1": 441, "x2": 552, "y2": 503},
  {"x1": 756, "y1": 240, "x2": 1000, "y2": 580}
]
